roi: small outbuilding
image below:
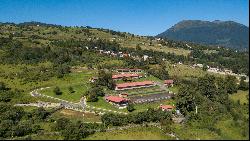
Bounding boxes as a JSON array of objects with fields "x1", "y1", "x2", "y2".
[{"x1": 164, "y1": 80, "x2": 174, "y2": 87}]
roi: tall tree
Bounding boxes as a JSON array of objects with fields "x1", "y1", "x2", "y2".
[
  {"x1": 176, "y1": 84, "x2": 197, "y2": 115},
  {"x1": 225, "y1": 75, "x2": 238, "y2": 94},
  {"x1": 198, "y1": 74, "x2": 217, "y2": 101}
]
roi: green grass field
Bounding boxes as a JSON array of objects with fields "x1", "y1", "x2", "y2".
[
  {"x1": 40, "y1": 70, "x2": 96, "y2": 102},
  {"x1": 133, "y1": 99, "x2": 175, "y2": 113},
  {"x1": 172, "y1": 124, "x2": 221, "y2": 140},
  {"x1": 215, "y1": 119, "x2": 248, "y2": 140},
  {"x1": 87, "y1": 97, "x2": 127, "y2": 112},
  {"x1": 51, "y1": 109, "x2": 102, "y2": 123},
  {"x1": 229, "y1": 90, "x2": 249, "y2": 105},
  {"x1": 84, "y1": 126, "x2": 175, "y2": 140},
  {"x1": 166, "y1": 63, "x2": 222, "y2": 79},
  {"x1": 30, "y1": 134, "x2": 63, "y2": 140}
]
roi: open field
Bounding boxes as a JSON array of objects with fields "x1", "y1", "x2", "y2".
[
  {"x1": 166, "y1": 63, "x2": 223, "y2": 79},
  {"x1": 30, "y1": 134, "x2": 63, "y2": 140},
  {"x1": 40, "y1": 70, "x2": 96, "y2": 102},
  {"x1": 119, "y1": 38, "x2": 191, "y2": 56},
  {"x1": 133, "y1": 99, "x2": 175, "y2": 113},
  {"x1": 172, "y1": 124, "x2": 221, "y2": 140},
  {"x1": 215, "y1": 119, "x2": 248, "y2": 140},
  {"x1": 168, "y1": 86, "x2": 179, "y2": 93},
  {"x1": 51, "y1": 109, "x2": 102, "y2": 122},
  {"x1": 84, "y1": 126, "x2": 175, "y2": 140},
  {"x1": 172, "y1": 117, "x2": 249, "y2": 140}
]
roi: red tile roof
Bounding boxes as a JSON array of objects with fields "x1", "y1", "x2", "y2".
[
  {"x1": 106, "y1": 96, "x2": 128, "y2": 103},
  {"x1": 116, "y1": 81, "x2": 154, "y2": 89},
  {"x1": 164, "y1": 80, "x2": 174, "y2": 84},
  {"x1": 112, "y1": 73, "x2": 139, "y2": 79},
  {"x1": 160, "y1": 105, "x2": 174, "y2": 110}
]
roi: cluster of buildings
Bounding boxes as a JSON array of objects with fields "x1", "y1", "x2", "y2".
[
  {"x1": 105, "y1": 95, "x2": 175, "y2": 111},
  {"x1": 191, "y1": 63, "x2": 249, "y2": 82},
  {"x1": 88, "y1": 67, "x2": 176, "y2": 112}
]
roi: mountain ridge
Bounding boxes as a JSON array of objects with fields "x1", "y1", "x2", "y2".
[{"x1": 156, "y1": 20, "x2": 249, "y2": 50}]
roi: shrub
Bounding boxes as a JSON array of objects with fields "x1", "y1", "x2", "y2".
[{"x1": 53, "y1": 86, "x2": 62, "y2": 95}]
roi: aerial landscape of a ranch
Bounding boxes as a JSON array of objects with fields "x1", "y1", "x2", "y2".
[{"x1": 0, "y1": 0, "x2": 249, "y2": 140}]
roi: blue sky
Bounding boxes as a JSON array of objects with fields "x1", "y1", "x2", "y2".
[{"x1": 0, "y1": 0, "x2": 248, "y2": 36}]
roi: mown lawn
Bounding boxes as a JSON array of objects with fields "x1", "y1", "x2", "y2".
[
  {"x1": 229, "y1": 90, "x2": 249, "y2": 105},
  {"x1": 84, "y1": 126, "x2": 175, "y2": 140}
]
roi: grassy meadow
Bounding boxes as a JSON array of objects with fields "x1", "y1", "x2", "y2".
[{"x1": 84, "y1": 126, "x2": 175, "y2": 140}]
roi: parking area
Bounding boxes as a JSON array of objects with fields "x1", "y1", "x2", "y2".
[{"x1": 129, "y1": 93, "x2": 174, "y2": 104}]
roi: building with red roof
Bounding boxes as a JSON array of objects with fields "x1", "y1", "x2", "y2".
[
  {"x1": 160, "y1": 105, "x2": 175, "y2": 111},
  {"x1": 105, "y1": 96, "x2": 128, "y2": 108},
  {"x1": 164, "y1": 80, "x2": 174, "y2": 87},
  {"x1": 115, "y1": 81, "x2": 155, "y2": 90},
  {"x1": 112, "y1": 73, "x2": 141, "y2": 80}
]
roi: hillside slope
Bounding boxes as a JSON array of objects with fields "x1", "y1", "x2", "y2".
[{"x1": 156, "y1": 20, "x2": 249, "y2": 50}]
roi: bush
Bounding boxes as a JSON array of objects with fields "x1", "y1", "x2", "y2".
[
  {"x1": 53, "y1": 86, "x2": 62, "y2": 95},
  {"x1": 68, "y1": 86, "x2": 75, "y2": 93},
  {"x1": 127, "y1": 104, "x2": 135, "y2": 112}
]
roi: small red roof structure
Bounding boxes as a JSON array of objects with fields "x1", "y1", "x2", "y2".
[
  {"x1": 160, "y1": 105, "x2": 174, "y2": 110},
  {"x1": 116, "y1": 81, "x2": 154, "y2": 89},
  {"x1": 112, "y1": 73, "x2": 139, "y2": 79},
  {"x1": 106, "y1": 96, "x2": 128, "y2": 103},
  {"x1": 164, "y1": 80, "x2": 174, "y2": 85}
]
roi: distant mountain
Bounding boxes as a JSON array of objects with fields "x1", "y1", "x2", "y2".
[{"x1": 156, "y1": 20, "x2": 249, "y2": 50}]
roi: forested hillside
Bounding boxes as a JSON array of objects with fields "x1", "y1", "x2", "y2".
[
  {"x1": 0, "y1": 22, "x2": 248, "y2": 75},
  {"x1": 156, "y1": 20, "x2": 249, "y2": 50}
]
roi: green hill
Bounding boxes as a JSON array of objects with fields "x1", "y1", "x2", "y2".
[{"x1": 156, "y1": 20, "x2": 249, "y2": 50}]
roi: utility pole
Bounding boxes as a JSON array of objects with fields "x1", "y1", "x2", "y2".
[{"x1": 195, "y1": 106, "x2": 198, "y2": 114}]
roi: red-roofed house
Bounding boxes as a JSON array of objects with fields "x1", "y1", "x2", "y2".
[
  {"x1": 164, "y1": 80, "x2": 174, "y2": 87},
  {"x1": 105, "y1": 96, "x2": 128, "y2": 108},
  {"x1": 112, "y1": 73, "x2": 142, "y2": 80},
  {"x1": 160, "y1": 105, "x2": 174, "y2": 111},
  {"x1": 115, "y1": 81, "x2": 155, "y2": 90}
]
